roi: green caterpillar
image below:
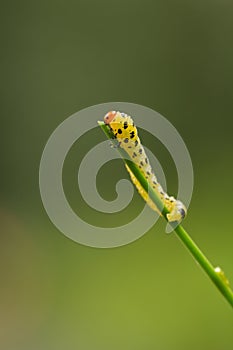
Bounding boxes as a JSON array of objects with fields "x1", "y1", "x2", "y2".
[{"x1": 104, "y1": 110, "x2": 187, "y2": 222}]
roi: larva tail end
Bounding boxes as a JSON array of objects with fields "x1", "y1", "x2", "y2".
[{"x1": 166, "y1": 201, "x2": 187, "y2": 222}]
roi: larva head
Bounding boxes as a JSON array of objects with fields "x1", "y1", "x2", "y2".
[{"x1": 104, "y1": 111, "x2": 117, "y2": 124}]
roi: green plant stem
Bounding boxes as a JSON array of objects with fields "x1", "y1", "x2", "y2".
[
  {"x1": 98, "y1": 121, "x2": 233, "y2": 308},
  {"x1": 173, "y1": 224, "x2": 233, "y2": 307}
]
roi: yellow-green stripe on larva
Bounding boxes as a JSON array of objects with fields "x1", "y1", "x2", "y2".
[{"x1": 104, "y1": 111, "x2": 187, "y2": 222}]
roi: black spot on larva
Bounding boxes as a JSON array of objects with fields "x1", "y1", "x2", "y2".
[
  {"x1": 160, "y1": 191, "x2": 164, "y2": 195},
  {"x1": 145, "y1": 158, "x2": 148, "y2": 164},
  {"x1": 123, "y1": 121, "x2": 128, "y2": 129},
  {"x1": 139, "y1": 148, "x2": 142, "y2": 154},
  {"x1": 114, "y1": 133, "x2": 117, "y2": 137},
  {"x1": 124, "y1": 138, "x2": 129, "y2": 143},
  {"x1": 132, "y1": 152, "x2": 137, "y2": 158},
  {"x1": 180, "y1": 209, "x2": 186, "y2": 219},
  {"x1": 130, "y1": 131, "x2": 135, "y2": 139},
  {"x1": 180, "y1": 208, "x2": 186, "y2": 219},
  {"x1": 153, "y1": 181, "x2": 157, "y2": 185},
  {"x1": 139, "y1": 165, "x2": 141, "y2": 168},
  {"x1": 135, "y1": 140, "x2": 138, "y2": 147},
  {"x1": 147, "y1": 171, "x2": 150, "y2": 175},
  {"x1": 128, "y1": 146, "x2": 132, "y2": 149},
  {"x1": 140, "y1": 161, "x2": 144, "y2": 166},
  {"x1": 118, "y1": 129, "x2": 122, "y2": 134}
]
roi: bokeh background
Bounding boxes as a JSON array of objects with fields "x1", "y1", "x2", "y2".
[{"x1": 1, "y1": 1, "x2": 233, "y2": 349}]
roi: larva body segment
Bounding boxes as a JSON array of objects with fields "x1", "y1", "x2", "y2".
[
  {"x1": 125, "y1": 164, "x2": 159, "y2": 214},
  {"x1": 104, "y1": 111, "x2": 187, "y2": 222}
]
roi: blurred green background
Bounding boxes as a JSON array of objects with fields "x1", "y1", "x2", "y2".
[{"x1": 1, "y1": 1, "x2": 233, "y2": 349}]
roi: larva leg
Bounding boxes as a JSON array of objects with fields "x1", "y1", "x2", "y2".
[{"x1": 110, "y1": 140, "x2": 121, "y2": 148}]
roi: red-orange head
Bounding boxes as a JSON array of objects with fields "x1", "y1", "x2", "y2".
[{"x1": 104, "y1": 111, "x2": 117, "y2": 124}]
